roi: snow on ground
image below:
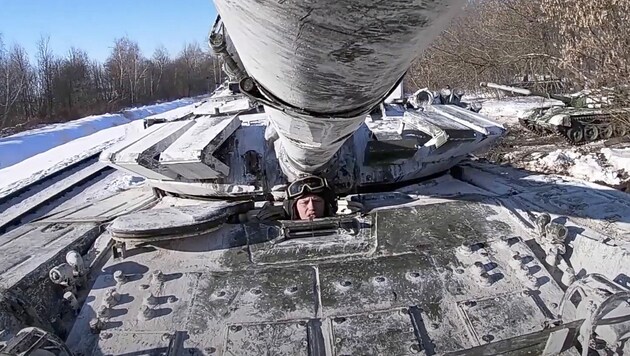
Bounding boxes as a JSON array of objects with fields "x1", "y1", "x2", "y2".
[
  {"x1": 602, "y1": 148, "x2": 630, "y2": 174},
  {"x1": 0, "y1": 120, "x2": 149, "y2": 197},
  {"x1": 503, "y1": 147, "x2": 629, "y2": 186},
  {"x1": 0, "y1": 97, "x2": 200, "y2": 169},
  {"x1": 0, "y1": 96, "x2": 205, "y2": 197}
]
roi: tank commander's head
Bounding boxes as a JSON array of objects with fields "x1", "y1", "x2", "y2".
[{"x1": 284, "y1": 175, "x2": 337, "y2": 220}]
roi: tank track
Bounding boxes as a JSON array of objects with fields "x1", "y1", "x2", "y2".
[
  {"x1": 518, "y1": 118, "x2": 554, "y2": 137},
  {"x1": 519, "y1": 114, "x2": 629, "y2": 146}
]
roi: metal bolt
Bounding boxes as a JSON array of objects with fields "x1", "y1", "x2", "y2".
[
  {"x1": 113, "y1": 270, "x2": 127, "y2": 284},
  {"x1": 161, "y1": 333, "x2": 172, "y2": 342},
  {"x1": 550, "y1": 303, "x2": 558, "y2": 309},
  {"x1": 89, "y1": 318, "x2": 103, "y2": 333},
  {"x1": 151, "y1": 270, "x2": 165, "y2": 284},
  {"x1": 97, "y1": 305, "x2": 109, "y2": 318},
  {"x1": 167, "y1": 296, "x2": 177, "y2": 303},
  {"x1": 63, "y1": 291, "x2": 79, "y2": 310},
  {"x1": 340, "y1": 280, "x2": 352, "y2": 287},
  {"x1": 104, "y1": 288, "x2": 121, "y2": 307},
  {"x1": 139, "y1": 305, "x2": 154, "y2": 320},
  {"x1": 374, "y1": 276, "x2": 386, "y2": 283},
  {"x1": 520, "y1": 264, "x2": 530, "y2": 275},
  {"x1": 285, "y1": 286, "x2": 298, "y2": 295},
  {"x1": 482, "y1": 334, "x2": 494, "y2": 342},
  {"x1": 204, "y1": 347, "x2": 216, "y2": 354},
  {"x1": 535, "y1": 213, "x2": 551, "y2": 234},
  {"x1": 409, "y1": 344, "x2": 422, "y2": 353},
  {"x1": 546, "y1": 223, "x2": 568, "y2": 240},
  {"x1": 430, "y1": 323, "x2": 439, "y2": 330},
  {"x1": 528, "y1": 275, "x2": 539, "y2": 288},
  {"x1": 455, "y1": 268, "x2": 464, "y2": 274},
  {"x1": 241, "y1": 77, "x2": 255, "y2": 92},
  {"x1": 335, "y1": 337, "x2": 342, "y2": 344},
  {"x1": 368, "y1": 313, "x2": 374, "y2": 319}
]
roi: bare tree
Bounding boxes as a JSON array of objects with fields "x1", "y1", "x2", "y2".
[
  {"x1": 104, "y1": 37, "x2": 147, "y2": 105},
  {"x1": 151, "y1": 46, "x2": 170, "y2": 98},
  {"x1": 0, "y1": 34, "x2": 223, "y2": 132},
  {"x1": 407, "y1": 0, "x2": 566, "y2": 92},
  {"x1": 36, "y1": 36, "x2": 56, "y2": 118},
  {"x1": 0, "y1": 43, "x2": 31, "y2": 128}
]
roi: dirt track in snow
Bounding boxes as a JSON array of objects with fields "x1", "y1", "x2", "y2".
[{"x1": 476, "y1": 120, "x2": 630, "y2": 192}]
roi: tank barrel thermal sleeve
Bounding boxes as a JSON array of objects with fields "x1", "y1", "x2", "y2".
[
  {"x1": 480, "y1": 82, "x2": 534, "y2": 96},
  {"x1": 214, "y1": 0, "x2": 469, "y2": 173}
]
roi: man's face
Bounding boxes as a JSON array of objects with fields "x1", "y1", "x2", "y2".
[{"x1": 295, "y1": 193, "x2": 326, "y2": 220}]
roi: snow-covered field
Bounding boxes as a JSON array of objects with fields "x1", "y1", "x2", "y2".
[
  {"x1": 0, "y1": 98, "x2": 200, "y2": 169},
  {"x1": 0, "y1": 97, "x2": 203, "y2": 197},
  {"x1": 477, "y1": 96, "x2": 630, "y2": 191}
]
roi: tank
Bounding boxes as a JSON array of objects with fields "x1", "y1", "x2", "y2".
[
  {"x1": 1, "y1": 81, "x2": 629, "y2": 356},
  {"x1": 481, "y1": 82, "x2": 630, "y2": 145},
  {"x1": 1, "y1": 2, "x2": 630, "y2": 356}
]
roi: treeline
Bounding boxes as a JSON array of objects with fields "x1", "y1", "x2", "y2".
[
  {"x1": 0, "y1": 34, "x2": 224, "y2": 132},
  {"x1": 406, "y1": 0, "x2": 630, "y2": 95}
]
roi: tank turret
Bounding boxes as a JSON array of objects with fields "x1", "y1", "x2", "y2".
[
  {"x1": 481, "y1": 82, "x2": 583, "y2": 107},
  {"x1": 480, "y1": 82, "x2": 628, "y2": 144}
]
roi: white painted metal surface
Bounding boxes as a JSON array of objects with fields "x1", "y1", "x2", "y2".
[
  {"x1": 160, "y1": 115, "x2": 241, "y2": 179},
  {"x1": 107, "y1": 120, "x2": 195, "y2": 180}
]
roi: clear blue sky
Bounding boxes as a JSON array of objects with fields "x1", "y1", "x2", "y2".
[{"x1": 0, "y1": 0, "x2": 218, "y2": 62}]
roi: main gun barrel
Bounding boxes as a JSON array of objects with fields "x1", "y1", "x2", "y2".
[
  {"x1": 214, "y1": 0, "x2": 468, "y2": 176},
  {"x1": 480, "y1": 81, "x2": 572, "y2": 105},
  {"x1": 480, "y1": 82, "x2": 534, "y2": 96}
]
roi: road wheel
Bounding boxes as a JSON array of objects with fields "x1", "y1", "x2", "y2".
[
  {"x1": 613, "y1": 124, "x2": 627, "y2": 137},
  {"x1": 599, "y1": 124, "x2": 614, "y2": 139},
  {"x1": 584, "y1": 124, "x2": 599, "y2": 141},
  {"x1": 566, "y1": 126, "x2": 584, "y2": 143}
]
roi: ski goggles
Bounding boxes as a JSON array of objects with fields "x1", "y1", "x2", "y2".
[{"x1": 287, "y1": 176, "x2": 329, "y2": 199}]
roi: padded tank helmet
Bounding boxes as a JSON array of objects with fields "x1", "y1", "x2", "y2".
[{"x1": 283, "y1": 175, "x2": 337, "y2": 220}]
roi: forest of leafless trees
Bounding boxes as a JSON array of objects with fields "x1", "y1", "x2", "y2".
[
  {"x1": 3, "y1": 1, "x2": 628, "y2": 133},
  {"x1": 0, "y1": 34, "x2": 224, "y2": 133},
  {"x1": 407, "y1": 0, "x2": 630, "y2": 95}
]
